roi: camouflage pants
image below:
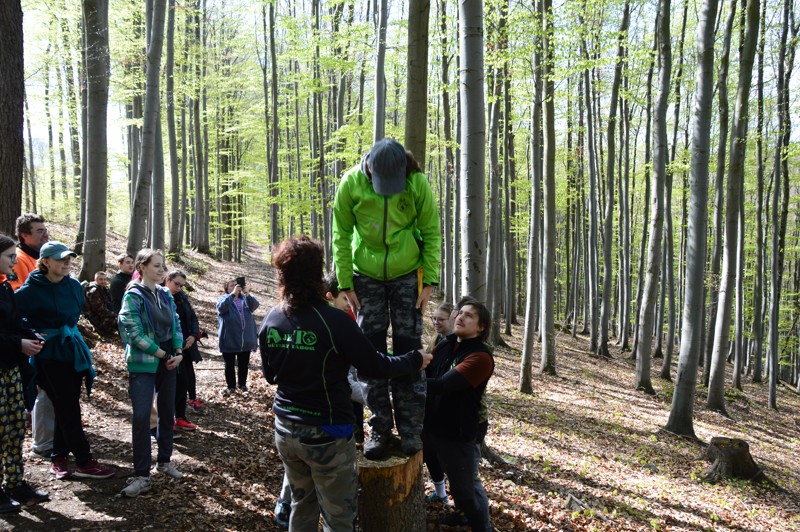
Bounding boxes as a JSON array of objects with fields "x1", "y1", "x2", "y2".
[
  {"x1": 274, "y1": 416, "x2": 357, "y2": 532},
  {"x1": 353, "y1": 272, "x2": 426, "y2": 440},
  {"x1": 0, "y1": 367, "x2": 26, "y2": 488}
]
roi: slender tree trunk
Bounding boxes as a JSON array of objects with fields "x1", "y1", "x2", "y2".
[
  {"x1": 751, "y1": 0, "x2": 766, "y2": 383},
  {"x1": 78, "y1": 0, "x2": 109, "y2": 281},
  {"x1": 539, "y1": 0, "x2": 556, "y2": 374},
  {"x1": 373, "y1": 0, "x2": 388, "y2": 142},
  {"x1": 704, "y1": 0, "x2": 736, "y2": 387},
  {"x1": 635, "y1": 1, "x2": 671, "y2": 394},
  {"x1": 665, "y1": 0, "x2": 720, "y2": 438},
  {"x1": 405, "y1": 0, "x2": 429, "y2": 163},
  {"x1": 458, "y1": 0, "x2": 486, "y2": 300},
  {"x1": 166, "y1": 0, "x2": 180, "y2": 255},
  {"x1": 440, "y1": 0, "x2": 454, "y2": 303},
  {"x1": 708, "y1": 0, "x2": 759, "y2": 414},
  {"x1": 597, "y1": 0, "x2": 629, "y2": 359}
]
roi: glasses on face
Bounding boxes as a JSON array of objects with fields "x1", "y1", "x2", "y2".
[{"x1": 431, "y1": 317, "x2": 448, "y2": 324}]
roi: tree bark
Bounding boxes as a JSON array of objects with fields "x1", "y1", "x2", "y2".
[
  {"x1": 635, "y1": 0, "x2": 670, "y2": 395},
  {"x1": 0, "y1": 0, "x2": 24, "y2": 235},
  {"x1": 404, "y1": 0, "x2": 429, "y2": 164},
  {"x1": 664, "y1": 0, "x2": 720, "y2": 438},
  {"x1": 707, "y1": 0, "x2": 760, "y2": 414},
  {"x1": 373, "y1": 0, "x2": 388, "y2": 142},
  {"x1": 357, "y1": 452, "x2": 425, "y2": 531},
  {"x1": 128, "y1": 0, "x2": 167, "y2": 255},
  {"x1": 78, "y1": 0, "x2": 109, "y2": 282},
  {"x1": 458, "y1": 0, "x2": 486, "y2": 300}
]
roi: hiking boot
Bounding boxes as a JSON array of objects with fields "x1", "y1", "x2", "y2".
[
  {"x1": 155, "y1": 462, "x2": 183, "y2": 479},
  {"x1": 50, "y1": 456, "x2": 71, "y2": 480},
  {"x1": 7, "y1": 482, "x2": 49, "y2": 506},
  {"x1": 439, "y1": 509, "x2": 468, "y2": 526},
  {"x1": 363, "y1": 431, "x2": 390, "y2": 460},
  {"x1": 400, "y1": 435, "x2": 422, "y2": 455},
  {"x1": 174, "y1": 418, "x2": 197, "y2": 431},
  {"x1": 73, "y1": 459, "x2": 116, "y2": 479},
  {"x1": 120, "y1": 476, "x2": 152, "y2": 497},
  {"x1": 274, "y1": 500, "x2": 290, "y2": 529},
  {"x1": 0, "y1": 491, "x2": 21, "y2": 514}
]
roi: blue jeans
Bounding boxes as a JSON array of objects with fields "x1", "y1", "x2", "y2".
[{"x1": 129, "y1": 366, "x2": 176, "y2": 477}]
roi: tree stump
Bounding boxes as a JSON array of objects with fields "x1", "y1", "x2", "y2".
[
  {"x1": 701, "y1": 437, "x2": 764, "y2": 483},
  {"x1": 357, "y1": 449, "x2": 425, "y2": 532}
]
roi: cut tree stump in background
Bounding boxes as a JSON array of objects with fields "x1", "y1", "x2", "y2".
[
  {"x1": 357, "y1": 449, "x2": 425, "y2": 532},
  {"x1": 701, "y1": 437, "x2": 765, "y2": 483}
]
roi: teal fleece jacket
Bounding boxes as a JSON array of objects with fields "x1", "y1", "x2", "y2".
[
  {"x1": 118, "y1": 282, "x2": 183, "y2": 373},
  {"x1": 15, "y1": 270, "x2": 96, "y2": 394},
  {"x1": 332, "y1": 156, "x2": 441, "y2": 291}
]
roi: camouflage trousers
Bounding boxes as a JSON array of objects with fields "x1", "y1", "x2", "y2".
[
  {"x1": 353, "y1": 272, "x2": 426, "y2": 441},
  {"x1": 274, "y1": 416, "x2": 357, "y2": 532},
  {"x1": 0, "y1": 367, "x2": 26, "y2": 487}
]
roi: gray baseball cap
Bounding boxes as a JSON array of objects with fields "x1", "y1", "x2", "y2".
[{"x1": 368, "y1": 138, "x2": 407, "y2": 196}]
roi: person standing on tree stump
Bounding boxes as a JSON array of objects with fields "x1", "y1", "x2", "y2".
[
  {"x1": 332, "y1": 138, "x2": 441, "y2": 460},
  {"x1": 259, "y1": 236, "x2": 432, "y2": 531}
]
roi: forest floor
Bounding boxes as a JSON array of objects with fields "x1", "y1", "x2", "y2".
[{"x1": 2, "y1": 224, "x2": 799, "y2": 531}]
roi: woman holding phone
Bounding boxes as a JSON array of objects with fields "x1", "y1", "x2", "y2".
[{"x1": 216, "y1": 276, "x2": 259, "y2": 395}]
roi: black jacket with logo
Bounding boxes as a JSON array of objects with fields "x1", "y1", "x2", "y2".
[{"x1": 259, "y1": 300, "x2": 422, "y2": 426}]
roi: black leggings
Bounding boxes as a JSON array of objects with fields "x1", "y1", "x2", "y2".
[
  {"x1": 174, "y1": 354, "x2": 196, "y2": 418},
  {"x1": 222, "y1": 351, "x2": 250, "y2": 389}
]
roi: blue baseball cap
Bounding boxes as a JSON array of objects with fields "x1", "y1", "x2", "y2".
[
  {"x1": 39, "y1": 241, "x2": 77, "y2": 260},
  {"x1": 368, "y1": 138, "x2": 407, "y2": 196}
]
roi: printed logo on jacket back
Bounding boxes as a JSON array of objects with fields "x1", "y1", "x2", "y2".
[{"x1": 265, "y1": 327, "x2": 318, "y2": 351}]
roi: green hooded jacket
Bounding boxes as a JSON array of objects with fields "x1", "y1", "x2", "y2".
[{"x1": 332, "y1": 157, "x2": 441, "y2": 291}]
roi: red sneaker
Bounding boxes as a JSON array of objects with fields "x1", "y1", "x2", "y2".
[
  {"x1": 50, "y1": 456, "x2": 71, "y2": 480},
  {"x1": 174, "y1": 418, "x2": 197, "y2": 431},
  {"x1": 73, "y1": 459, "x2": 116, "y2": 479}
]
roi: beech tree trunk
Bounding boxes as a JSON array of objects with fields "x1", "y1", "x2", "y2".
[
  {"x1": 458, "y1": 0, "x2": 486, "y2": 300},
  {"x1": 665, "y1": 0, "x2": 721, "y2": 438},
  {"x1": 404, "y1": 0, "x2": 429, "y2": 164},
  {"x1": 635, "y1": 0, "x2": 670, "y2": 395},
  {"x1": 78, "y1": 0, "x2": 109, "y2": 281}
]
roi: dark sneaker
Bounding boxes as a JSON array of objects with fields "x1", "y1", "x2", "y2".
[
  {"x1": 400, "y1": 435, "x2": 422, "y2": 455},
  {"x1": 238, "y1": 384, "x2": 248, "y2": 393},
  {"x1": 439, "y1": 510, "x2": 468, "y2": 526},
  {"x1": 50, "y1": 456, "x2": 71, "y2": 480},
  {"x1": 7, "y1": 481, "x2": 49, "y2": 506},
  {"x1": 73, "y1": 459, "x2": 116, "y2": 479},
  {"x1": 274, "y1": 500, "x2": 290, "y2": 529},
  {"x1": 0, "y1": 491, "x2": 21, "y2": 514},
  {"x1": 222, "y1": 387, "x2": 236, "y2": 397},
  {"x1": 363, "y1": 431, "x2": 390, "y2": 460}
]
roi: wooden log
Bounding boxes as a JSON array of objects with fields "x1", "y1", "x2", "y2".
[
  {"x1": 701, "y1": 437, "x2": 764, "y2": 483},
  {"x1": 357, "y1": 449, "x2": 425, "y2": 532}
]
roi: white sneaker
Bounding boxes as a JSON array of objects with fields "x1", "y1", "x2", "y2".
[
  {"x1": 155, "y1": 462, "x2": 183, "y2": 479},
  {"x1": 121, "y1": 476, "x2": 152, "y2": 497}
]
